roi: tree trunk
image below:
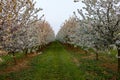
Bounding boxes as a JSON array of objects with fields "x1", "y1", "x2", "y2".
[
  {"x1": 36, "y1": 45, "x2": 41, "y2": 52},
  {"x1": 118, "y1": 48, "x2": 120, "y2": 73},
  {"x1": 30, "y1": 47, "x2": 33, "y2": 53},
  {"x1": 85, "y1": 50, "x2": 88, "y2": 55},
  {"x1": 96, "y1": 52, "x2": 99, "y2": 60},
  {"x1": 38, "y1": 45, "x2": 41, "y2": 51},
  {"x1": 25, "y1": 48, "x2": 28, "y2": 57},
  {"x1": 12, "y1": 52, "x2": 17, "y2": 65}
]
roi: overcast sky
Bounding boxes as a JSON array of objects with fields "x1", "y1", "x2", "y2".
[{"x1": 35, "y1": 0, "x2": 84, "y2": 34}]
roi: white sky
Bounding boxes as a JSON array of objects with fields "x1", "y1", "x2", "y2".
[{"x1": 35, "y1": 0, "x2": 84, "y2": 34}]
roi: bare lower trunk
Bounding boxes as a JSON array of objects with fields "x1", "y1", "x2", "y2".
[
  {"x1": 24, "y1": 49, "x2": 28, "y2": 57},
  {"x1": 38, "y1": 45, "x2": 41, "y2": 51},
  {"x1": 85, "y1": 50, "x2": 88, "y2": 55},
  {"x1": 118, "y1": 48, "x2": 120, "y2": 73},
  {"x1": 96, "y1": 52, "x2": 99, "y2": 60},
  {"x1": 30, "y1": 47, "x2": 33, "y2": 53},
  {"x1": 12, "y1": 52, "x2": 17, "y2": 65}
]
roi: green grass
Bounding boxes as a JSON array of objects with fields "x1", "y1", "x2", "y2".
[
  {"x1": 0, "y1": 41, "x2": 119, "y2": 80},
  {"x1": 63, "y1": 44, "x2": 119, "y2": 80},
  {"x1": 0, "y1": 42, "x2": 84, "y2": 80},
  {"x1": 0, "y1": 52, "x2": 25, "y2": 71}
]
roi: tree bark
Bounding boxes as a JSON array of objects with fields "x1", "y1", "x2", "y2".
[
  {"x1": 96, "y1": 52, "x2": 99, "y2": 60},
  {"x1": 25, "y1": 48, "x2": 28, "y2": 57},
  {"x1": 118, "y1": 48, "x2": 120, "y2": 73},
  {"x1": 12, "y1": 52, "x2": 17, "y2": 65},
  {"x1": 38, "y1": 45, "x2": 41, "y2": 51},
  {"x1": 30, "y1": 47, "x2": 33, "y2": 53},
  {"x1": 85, "y1": 50, "x2": 88, "y2": 55}
]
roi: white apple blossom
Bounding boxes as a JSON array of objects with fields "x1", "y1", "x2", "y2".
[{"x1": 74, "y1": 0, "x2": 120, "y2": 60}]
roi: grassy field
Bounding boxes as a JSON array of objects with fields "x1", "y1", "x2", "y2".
[
  {"x1": 0, "y1": 41, "x2": 119, "y2": 80},
  {"x1": 63, "y1": 43, "x2": 119, "y2": 80}
]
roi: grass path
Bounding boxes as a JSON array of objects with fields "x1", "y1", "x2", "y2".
[
  {"x1": 0, "y1": 42, "x2": 84, "y2": 80},
  {"x1": 0, "y1": 41, "x2": 118, "y2": 80},
  {"x1": 30, "y1": 41, "x2": 84, "y2": 80}
]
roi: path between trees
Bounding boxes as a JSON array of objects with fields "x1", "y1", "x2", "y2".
[
  {"x1": 0, "y1": 41, "x2": 118, "y2": 80},
  {"x1": 29, "y1": 41, "x2": 83, "y2": 80},
  {"x1": 0, "y1": 41, "x2": 85, "y2": 80}
]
